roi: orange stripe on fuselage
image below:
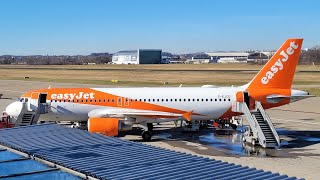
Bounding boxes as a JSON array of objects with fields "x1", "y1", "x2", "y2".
[{"x1": 22, "y1": 88, "x2": 204, "y2": 117}]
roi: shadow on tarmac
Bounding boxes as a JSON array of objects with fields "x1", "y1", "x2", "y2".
[{"x1": 127, "y1": 125, "x2": 320, "y2": 158}]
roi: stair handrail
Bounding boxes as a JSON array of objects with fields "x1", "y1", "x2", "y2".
[
  {"x1": 255, "y1": 101, "x2": 281, "y2": 147},
  {"x1": 241, "y1": 102, "x2": 267, "y2": 148}
]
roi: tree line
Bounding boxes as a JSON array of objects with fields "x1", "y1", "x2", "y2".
[
  {"x1": 1, "y1": 48, "x2": 320, "y2": 65},
  {"x1": 299, "y1": 47, "x2": 320, "y2": 65},
  {"x1": 0, "y1": 53, "x2": 112, "y2": 65}
]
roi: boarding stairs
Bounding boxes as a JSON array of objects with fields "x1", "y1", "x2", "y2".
[
  {"x1": 15, "y1": 112, "x2": 39, "y2": 126},
  {"x1": 14, "y1": 102, "x2": 49, "y2": 127},
  {"x1": 232, "y1": 101, "x2": 280, "y2": 148}
]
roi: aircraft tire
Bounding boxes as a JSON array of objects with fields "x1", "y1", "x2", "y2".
[{"x1": 142, "y1": 131, "x2": 152, "y2": 141}]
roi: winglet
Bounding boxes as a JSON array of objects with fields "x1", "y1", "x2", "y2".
[{"x1": 182, "y1": 111, "x2": 193, "y2": 121}]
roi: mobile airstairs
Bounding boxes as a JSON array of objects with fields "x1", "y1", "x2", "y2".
[
  {"x1": 232, "y1": 101, "x2": 281, "y2": 148},
  {"x1": 14, "y1": 93, "x2": 49, "y2": 127}
]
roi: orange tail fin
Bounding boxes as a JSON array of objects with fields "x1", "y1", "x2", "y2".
[{"x1": 247, "y1": 38, "x2": 303, "y2": 90}]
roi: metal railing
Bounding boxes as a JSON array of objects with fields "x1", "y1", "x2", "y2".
[
  {"x1": 241, "y1": 102, "x2": 267, "y2": 148},
  {"x1": 255, "y1": 101, "x2": 281, "y2": 147}
]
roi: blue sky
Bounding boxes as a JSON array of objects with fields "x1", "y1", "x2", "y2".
[{"x1": 1, "y1": 0, "x2": 320, "y2": 55}]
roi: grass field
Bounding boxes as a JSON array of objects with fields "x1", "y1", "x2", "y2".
[{"x1": 1, "y1": 64, "x2": 319, "y2": 96}]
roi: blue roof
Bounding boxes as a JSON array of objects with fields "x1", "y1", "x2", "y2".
[{"x1": 0, "y1": 124, "x2": 304, "y2": 180}]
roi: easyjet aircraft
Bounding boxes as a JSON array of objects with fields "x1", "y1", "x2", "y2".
[{"x1": 6, "y1": 38, "x2": 311, "y2": 141}]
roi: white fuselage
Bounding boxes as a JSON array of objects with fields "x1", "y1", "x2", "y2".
[{"x1": 41, "y1": 87, "x2": 241, "y2": 122}]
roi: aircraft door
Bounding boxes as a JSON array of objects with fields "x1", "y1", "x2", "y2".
[
  {"x1": 38, "y1": 94, "x2": 48, "y2": 114},
  {"x1": 124, "y1": 98, "x2": 130, "y2": 106},
  {"x1": 29, "y1": 92, "x2": 40, "y2": 111},
  {"x1": 29, "y1": 93, "x2": 48, "y2": 113},
  {"x1": 244, "y1": 91, "x2": 250, "y2": 108},
  {"x1": 117, "y1": 97, "x2": 129, "y2": 107},
  {"x1": 117, "y1": 97, "x2": 122, "y2": 106}
]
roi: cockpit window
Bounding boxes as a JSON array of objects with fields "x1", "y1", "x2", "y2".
[{"x1": 17, "y1": 98, "x2": 29, "y2": 102}]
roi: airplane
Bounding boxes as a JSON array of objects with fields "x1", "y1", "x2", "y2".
[{"x1": 5, "y1": 38, "x2": 311, "y2": 141}]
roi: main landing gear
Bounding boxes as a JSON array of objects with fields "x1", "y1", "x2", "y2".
[{"x1": 141, "y1": 123, "x2": 153, "y2": 141}]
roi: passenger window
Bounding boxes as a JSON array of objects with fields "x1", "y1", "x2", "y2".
[
  {"x1": 215, "y1": 99, "x2": 217, "y2": 101},
  {"x1": 206, "y1": 99, "x2": 208, "y2": 101}
]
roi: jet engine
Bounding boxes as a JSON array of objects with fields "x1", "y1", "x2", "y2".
[{"x1": 88, "y1": 118, "x2": 132, "y2": 136}]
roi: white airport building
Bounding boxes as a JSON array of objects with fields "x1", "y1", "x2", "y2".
[
  {"x1": 206, "y1": 52, "x2": 250, "y2": 63},
  {"x1": 112, "y1": 49, "x2": 162, "y2": 64}
]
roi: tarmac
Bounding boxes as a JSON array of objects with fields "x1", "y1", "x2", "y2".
[{"x1": 0, "y1": 79, "x2": 319, "y2": 179}]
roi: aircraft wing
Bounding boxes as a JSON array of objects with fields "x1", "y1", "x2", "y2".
[{"x1": 88, "y1": 108, "x2": 193, "y2": 121}]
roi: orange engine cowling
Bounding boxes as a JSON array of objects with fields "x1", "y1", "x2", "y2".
[{"x1": 88, "y1": 118, "x2": 131, "y2": 136}]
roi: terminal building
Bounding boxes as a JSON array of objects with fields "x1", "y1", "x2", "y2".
[
  {"x1": 206, "y1": 52, "x2": 250, "y2": 63},
  {"x1": 247, "y1": 51, "x2": 275, "y2": 64},
  {"x1": 112, "y1": 49, "x2": 162, "y2": 64},
  {"x1": 186, "y1": 53, "x2": 212, "y2": 64},
  {"x1": 194, "y1": 51, "x2": 275, "y2": 64}
]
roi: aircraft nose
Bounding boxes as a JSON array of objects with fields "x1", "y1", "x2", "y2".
[{"x1": 6, "y1": 102, "x2": 23, "y2": 117}]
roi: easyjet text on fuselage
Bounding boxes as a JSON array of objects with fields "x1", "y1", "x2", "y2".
[{"x1": 51, "y1": 92, "x2": 95, "y2": 100}]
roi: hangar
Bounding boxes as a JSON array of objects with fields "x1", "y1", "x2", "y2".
[
  {"x1": 206, "y1": 52, "x2": 249, "y2": 63},
  {"x1": 205, "y1": 51, "x2": 275, "y2": 63},
  {"x1": 247, "y1": 51, "x2": 275, "y2": 64},
  {"x1": 112, "y1": 49, "x2": 162, "y2": 64},
  {"x1": 186, "y1": 53, "x2": 212, "y2": 64}
]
